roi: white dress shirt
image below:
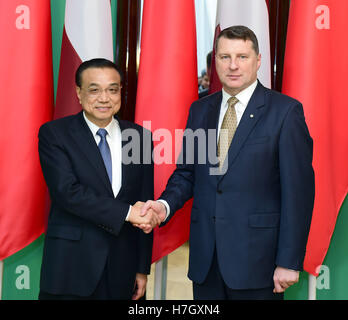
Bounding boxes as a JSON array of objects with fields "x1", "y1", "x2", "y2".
[
  {"x1": 160, "y1": 80, "x2": 258, "y2": 220},
  {"x1": 83, "y1": 113, "x2": 132, "y2": 220},
  {"x1": 217, "y1": 80, "x2": 258, "y2": 139}
]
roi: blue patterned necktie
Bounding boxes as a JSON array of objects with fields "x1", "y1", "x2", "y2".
[{"x1": 97, "y1": 128, "x2": 112, "y2": 184}]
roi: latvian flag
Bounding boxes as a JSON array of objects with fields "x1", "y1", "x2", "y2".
[
  {"x1": 210, "y1": 0, "x2": 271, "y2": 93},
  {"x1": 54, "y1": 0, "x2": 114, "y2": 119}
]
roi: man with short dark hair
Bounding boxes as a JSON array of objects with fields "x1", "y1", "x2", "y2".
[
  {"x1": 198, "y1": 51, "x2": 213, "y2": 99},
  {"x1": 38, "y1": 58, "x2": 157, "y2": 300},
  {"x1": 140, "y1": 26, "x2": 315, "y2": 300}
]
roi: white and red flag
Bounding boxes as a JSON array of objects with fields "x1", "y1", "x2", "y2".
[
  {"x1": 210, "y1": 0, "x2": 271, "y2": 93},
  {"x1": 54, "y1": 0, "x2": 113, "y2": 119}
]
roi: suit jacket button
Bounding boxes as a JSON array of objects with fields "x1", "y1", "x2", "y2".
[{"x1": 217, "y1": 189, "x2": 222, "y2": 194}]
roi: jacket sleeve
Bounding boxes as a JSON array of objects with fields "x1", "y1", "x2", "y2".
[
  {"x1": 159, "y1": 105, "x2": 195, "y2": 222},
  {"x1": 276, "y1": 102, "x2": 315, "y2": 270}
]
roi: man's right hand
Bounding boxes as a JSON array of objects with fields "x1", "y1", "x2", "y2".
[
  {"x1": 128, "y1": 201, "x2": 162, "y2": 233},
  {"x1": 134, "y1": 200, "x2": 167, "y2": 233}
]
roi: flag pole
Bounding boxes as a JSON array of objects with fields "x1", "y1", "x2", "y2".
[
  {"x1": 0, "y1": 260, "x2": 4, "y2": 300},
  {"x1": 153, "y1": 256, "x2": 168, "y2": 300},
  {"x1": 308, "y1": 274, "x2": 316, "y2": 300}
]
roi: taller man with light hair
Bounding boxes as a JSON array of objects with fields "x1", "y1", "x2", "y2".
[{"x1": 140, "y1": 26, "x2": 315, "y2": 300}]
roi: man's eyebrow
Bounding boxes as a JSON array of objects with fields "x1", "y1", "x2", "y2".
[
  {"x1": 87, "y1": 82, "x2": 120, "y2": 87},
  {"x1": 87, "y1": 83, "x2": 99, "y2": 87}
]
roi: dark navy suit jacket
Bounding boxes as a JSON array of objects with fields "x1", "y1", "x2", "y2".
[
  {"x1": 161, "y1": 81, "x2": 314, "y2": 289},
  {"x1": 38, "y1": 112, "x2": 153, "y2": 297}
]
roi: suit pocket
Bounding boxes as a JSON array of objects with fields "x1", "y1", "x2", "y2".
[
  {"x1": 248, "y1": 213, "x2": 280, "y2": 228},
  {"x1": 46, "y1": 224, "x2": 82, "y2": 241},
  {"x1": 244, "y1": 136, "x2": 269, "y2": 145}
]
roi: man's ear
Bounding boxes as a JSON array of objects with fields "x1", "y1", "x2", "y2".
[
  {"x1": 257, "y1": 53, "x2": 261, "y2": 70},
  {"x1": 76, "y1": 86, "x2": 82, "y2": 104}
]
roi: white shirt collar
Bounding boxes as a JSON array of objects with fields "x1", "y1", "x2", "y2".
[
  {"x1": 221, "y1": 80, "x2": 258, "y2": 108},
  {"x1": 82, "y1": 112, "x2": 119, "y2": 139}
]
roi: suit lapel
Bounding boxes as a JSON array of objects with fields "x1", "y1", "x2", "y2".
[
  {"x1": 206, "y1": 91, "x2": 223, "y2": 131},
  {"x1": 69, "y1": 112, "x2": 114, "y2": 195},
  {"x1": 219, "y1": 82, "x2": 267, "y2": 180},
  {"x1": 205, "y1": 92, "x2": 222, "y2": 178}
]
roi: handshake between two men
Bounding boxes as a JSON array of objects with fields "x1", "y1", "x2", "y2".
[{"x1": 128, "y1": 200, "x2": 167, "y2": 233}]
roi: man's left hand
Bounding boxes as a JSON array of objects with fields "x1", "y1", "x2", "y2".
[
  {"x1": 132, "y1": 273, "x2": 147, "y2": 300},
  {"x1": 273, "y1": 266, "x2": 299, "y2": 293}
]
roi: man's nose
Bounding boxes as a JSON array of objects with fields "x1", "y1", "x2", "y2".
[
  {"x1": 229, "y1": 57, "x2": 238, "y2": 70},
  {"x1": 98, "y1": 89, "x2": 110, "y2": 101}
]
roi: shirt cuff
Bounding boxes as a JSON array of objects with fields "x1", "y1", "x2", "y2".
[
  {"x1": 157, "y1": 199, "x2": 170, "y2": 221},
  {"x1": 125, "y1": 205, "x2": 132, "y2": 221}
]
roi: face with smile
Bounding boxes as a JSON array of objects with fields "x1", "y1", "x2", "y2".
[
  {"x1": 215, "y1": 37, "x2": 261, "y2": 96},
  {"x1": 76, "y1": 67, "x2": 122, "y2": 128}
]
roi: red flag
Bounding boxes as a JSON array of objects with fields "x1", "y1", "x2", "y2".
[
  {"x1": 135, "y1": 0, "x2": 198, "y2": 262},
  {"x1": 282, "y1": 0, "x2": 348, "y2": 276},
  {"x1": 54, "y1": 0, "x2": 113, "y2": 119},
  {"x1": 0, "y1": 1, "x2": 54, "y2": 260},
  {"x1": 209, "y1": 0, "x2": 271, "y2": 93}
]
